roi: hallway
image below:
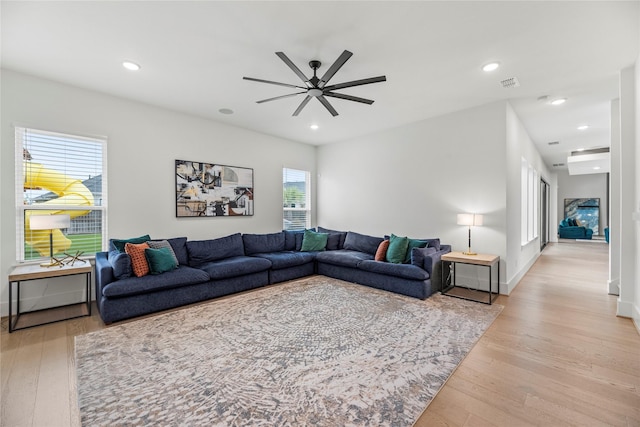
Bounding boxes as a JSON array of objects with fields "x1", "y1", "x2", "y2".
[{"x1": 419, "y1": 241, "x2": 640, "y2": 426}]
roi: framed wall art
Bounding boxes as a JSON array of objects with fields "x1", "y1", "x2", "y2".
[{"x1": 175, "y1": 159, "x2": 254, "y2": 217}]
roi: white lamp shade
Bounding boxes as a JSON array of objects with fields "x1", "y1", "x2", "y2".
[
  {"x1": 30, "y1": 214, "x2": 71, "y2": 230},
  {"x1": 457, "y1": 213, "x2": 483, "y2": 226}
]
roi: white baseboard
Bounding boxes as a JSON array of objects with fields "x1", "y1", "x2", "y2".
[
  {"x1": 633, "y1": 303, "x2": 640, "y2": 336},
  {"x1": 617, "y1": 298, "x2": 634, "y2": 318},
  {"x1": 505, "y1": 251, "x2": 540, "y2": 295},
  {"x1": 608, "y1": 278, "x2": 620, "y2": 295}
]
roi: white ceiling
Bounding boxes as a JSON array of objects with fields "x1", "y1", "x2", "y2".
[{"x1": 2, "y1": 1, "x2": 638, "y2": 171}]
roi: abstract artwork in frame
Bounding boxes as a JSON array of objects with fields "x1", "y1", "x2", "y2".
[{"x1": 175, "y1": 160, "x2": 254, "y2": 217}]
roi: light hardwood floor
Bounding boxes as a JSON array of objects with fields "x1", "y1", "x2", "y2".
[{"x1": 1, "y1": 242, "x2": 638, "y2": 426}]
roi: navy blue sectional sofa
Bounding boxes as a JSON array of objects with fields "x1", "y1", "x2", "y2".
[{"x1": 95, "y1": 229, "x2": 451, "y2": 324}]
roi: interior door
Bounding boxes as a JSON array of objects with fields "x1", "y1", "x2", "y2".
[{"x1": 540, "y1": 179, "x2": 550, "y2": 249}]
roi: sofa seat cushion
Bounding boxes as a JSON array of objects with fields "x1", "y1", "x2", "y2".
[
  {"x1": 102, "y1": 266, "x2": 210, "y2": 298},
  {"x1": 315, "y1": 250, "x2": 374, "y2": 268},
  {"x1": 358, "y1": 260, "x2": 429, "y2": 281},
  {"x1": 252, "y1": 251, "x2": 315, "y2": 270},
  {"x1": 198, "y1": 256, "x2": 272, "y2": 280}
]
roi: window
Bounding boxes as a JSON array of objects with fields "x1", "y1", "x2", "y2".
[
  {"x1": 521, "y1": 158, "x2": 539, "y2": 245},
  {"x1": 15, "y1": 127, "x2": 107, "y2": 262},
  {"x1": 283, "y1": 168, "x2": 310, "y2": 230}
]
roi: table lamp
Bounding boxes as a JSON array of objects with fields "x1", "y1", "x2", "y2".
[
  {"x1": 457, "y1": 213, "x2": 483, "y2": 255},
  {"x1": 29, "y1": 214, "x2": 71, "y2": 267}
]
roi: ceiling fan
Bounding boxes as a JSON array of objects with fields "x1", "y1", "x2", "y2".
[{"x1": 243, "y1": 50, "x2": 386, "y2": 117}]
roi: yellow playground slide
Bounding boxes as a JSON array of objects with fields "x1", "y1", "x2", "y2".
[{"x1": 24, "y1": 161, "x2": 94, "y2": 257}]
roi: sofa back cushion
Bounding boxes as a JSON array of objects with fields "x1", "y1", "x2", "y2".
[
  {"x1": 187, "y1": 233, "x2": 244, "y2": 267},
  {"x1": 243, "y1": 232, "x2": 286, "y2": 255},
  {"x1": 343, "y1": 231, "x2": 384, "y2": 255},
  {"x1": 317, "y1": 227, "x2": 347, "y2": 250},
  {"x1": 167, "y1": 237, "x2": 189, "y2": 265}
]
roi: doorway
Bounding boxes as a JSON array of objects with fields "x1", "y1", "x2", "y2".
[{"x1": 540, "y1": 178, "x2": 550, "y2": 250}]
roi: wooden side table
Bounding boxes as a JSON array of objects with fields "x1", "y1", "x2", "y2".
[
  {"x1": 8, "y1": 263, "x2": 92, "y2": 333},
  {"x1": 441, "y1": 251, "x2": 500, "y2": 304}
]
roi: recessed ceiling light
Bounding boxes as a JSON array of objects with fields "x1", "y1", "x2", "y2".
[
  {"x1": 482, "y1": 62, "x2": 500, "y2": 72},
  {"x1": 576, "y1": 148, "x2": 585, "y2": 152},
  {"x1": 310, "y1": 124, "x2": 319, "y2": 130},
  {"x1": 218, "y1": 108, "x2": 234, "y2": 115},
  {"x1": 577, "y1": 125, "x2": 589, "y2": 130},
  {"x1": 550, "y1": 98, "x2": 567, "y2": 106},
  {"x1": 593, "y1": 166, "x2": 601, "y2": 170},
  {"x1": 122, "y1": 61, "x2": 141, "y2": 71}
]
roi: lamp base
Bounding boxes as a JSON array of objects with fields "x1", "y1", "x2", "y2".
[{"x1": 462, "y1": 251, "x2": 478, "y2": 256}]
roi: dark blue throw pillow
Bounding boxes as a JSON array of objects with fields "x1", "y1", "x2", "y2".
[{"x1": 109, "y1": 250, "x2": 132, "y2": 279}]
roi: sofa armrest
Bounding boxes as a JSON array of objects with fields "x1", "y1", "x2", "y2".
[
  {"x1": 412, "y1": 245, "x2": 451, "y2": 293},
  {"x1": 95, "y1": 251, "x2": 114, "y2": 298}
]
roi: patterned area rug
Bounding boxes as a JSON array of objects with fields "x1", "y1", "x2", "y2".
[{"x1": 76, "y1": 276, "x2": 502, "y2": 426}]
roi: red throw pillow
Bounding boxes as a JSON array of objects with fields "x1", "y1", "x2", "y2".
[
  {"x1": 125, "y1": 242, "x2": 150, "y2": 277},
  {"x1": 375, "y1": 240, "x2": 390, "y2": 262}
]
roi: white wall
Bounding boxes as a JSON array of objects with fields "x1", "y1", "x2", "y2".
[
  {"x1": 1, "y1": 70, "x2": 316, "y2": 316},
  {"x1": 635, "y1": 46, "x2": 640, "y2": 331},
  {"x1": 317, "y1": 100, "x2": 552, "y2": 295},
  {"x1": 556, "y1": 170, "x2": 608, "y2": 235},
  {"x1": 618, "y1": 65, "x2": 637, "y2": 322},
  {"x1": 610, "y1": 99, "x2": 621, "y2": 295},
  {"x1": 505, "y1": 103, "x2": 556, "y2": 293}
]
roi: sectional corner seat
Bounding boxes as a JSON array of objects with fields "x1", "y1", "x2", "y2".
[{"x1": 95, "y1": 229, "x2": 451, "y2": 324}]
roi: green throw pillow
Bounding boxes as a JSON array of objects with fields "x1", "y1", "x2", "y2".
[
  {"x1": 111, "y1": 234, "x2": 151, "y2": 253},
  {"x1": 386, "y1": 234, "x2": 409, "y2": 264},
  {"x1": 144, "y1": 247, "x2": 178, "y2": 275},
  {"x1": 300, "y1": 229, "x2": 329, "y2": 252},
  {"x1": 404, "y1": 238, "x2": 428, "y2": 263}
]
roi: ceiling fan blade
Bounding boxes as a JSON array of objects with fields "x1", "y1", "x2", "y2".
[
  {"x1": 323, "y1": 92, "x2": 374, "y2": 105},
  {"x1": 323, "y1": 76, "x2": 387, "y2": 91},
  {"x1": 276, "y1": 52, "x2": 311, "y2": 85},
  {"x1": 292, "y1": 95, "x2": 312, "y2": 116},
  {"x1": 317, "y1": 95, "x2": 339, "y2": 117},
  {"x1": 243, "y1": 77, "x2": 306, "y2": 90},
  {"x1": 257, "y1": 92, "x2": 306, "y2": 104},
  {"x1": 319, "y1": 50, "x2": 353, "y2": 88}
]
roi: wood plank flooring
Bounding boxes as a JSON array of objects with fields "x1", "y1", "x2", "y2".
[{"x1": 1, "y1": 241, "x2": 638, "y2": 426}]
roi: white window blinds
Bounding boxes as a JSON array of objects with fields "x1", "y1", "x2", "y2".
[
  {"x1": 15, "y1": 127, "x2": 107, "y2": 262},
  {"x1": 283, "y1": 168, "x2": 310, "y2": 231}
]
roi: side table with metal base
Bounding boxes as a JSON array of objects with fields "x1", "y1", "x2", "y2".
[
  {"x1": 8, "y1": 263, "x2": 92, "y2": 333},
  {"x1": 441, "y1": 251, "x2": 500, "y2": 304}
]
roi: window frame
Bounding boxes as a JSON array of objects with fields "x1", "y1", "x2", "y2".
[
  {"x1": 282, "y1": 167, "x2": 311, "y2": 231},
  {"x1": 15, "y1": 126, "x2": 108, "y2": 263}
]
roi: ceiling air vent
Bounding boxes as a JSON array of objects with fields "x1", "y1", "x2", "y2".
[
  {"x1": 500, "y1": 77, "x2": 520, "y2": 89},
  {"x1": 552, "y1": 163, "x2": 565, "y2": 167},
  {"x1": 548, "y1": 141, "x2": 560, "y2": 145}
]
